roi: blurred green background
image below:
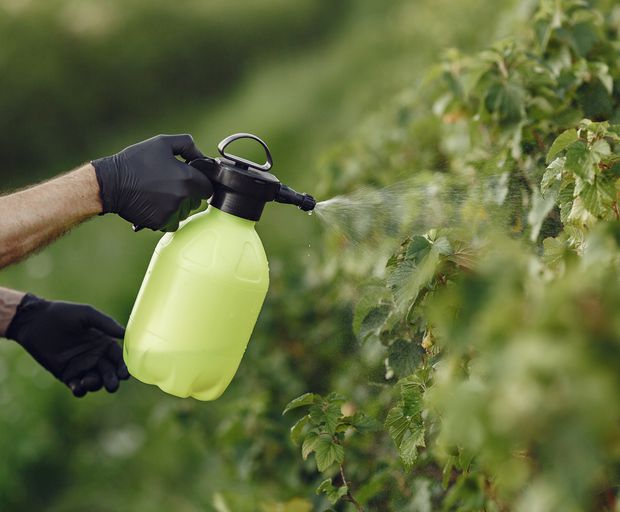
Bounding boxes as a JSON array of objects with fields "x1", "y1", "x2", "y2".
[{"x1": 0, "y1": 0, "x2": 522, "y2": 510}]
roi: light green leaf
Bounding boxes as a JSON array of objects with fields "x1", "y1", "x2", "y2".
[
  {"x1": 591, "y1": 139, "x2": 611, "y2": 159},
  {"x1": 314, "y1": 437, "x2": 344, "y2": 472},
  {"x1": 546, "y1": 129, "x2": 578, "y2": 164},
  {"x1": 316, "y1": 479, "x2": 348, "y2": 504},
  {"x1": 283, "y1": 393, "x2": 318, "y2": 415},
  {"x1": 542, "y1": 237, "x2": 567, "y2": 268},
  {"x1": 290, "y1": 415, "x2": 311, "y2": 445},
  {"x1": 302, "y1": 431, "x2": 319, "y2": 460},
  {"x1": 399, "y1": 424, "x2": 426, "y2": 468},
  {"x1": 541, "y1": 158, "x2": 564, "y2": 193},
  {"x1": 564, "y1": 140, "x2": 591, "y2": 180},
  {"x1": 528, "y1": 187, "x2": 559, "y2": 241}
]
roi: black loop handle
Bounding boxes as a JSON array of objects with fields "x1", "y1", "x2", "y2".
[{"x1": 217, "y1": 133, "x2": 273, "y2": 172}]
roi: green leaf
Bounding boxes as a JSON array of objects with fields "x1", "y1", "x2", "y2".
[
  {"x1": 385, "y1": 375, "x2": 427, "y2": 469},
  {"x1": 352, "y1": 283, "x2": 391, "y2": 336},
  {"x1": 541, "y1": 158, "x2": 565, "y2": 193},
  {"x1": 591, "y1": 139, "x2": 611, "y2": 159},
  {"x1": 283, "y1": 393, "x2": 318, "y2": 415},
  {"x1": 301, "y1": 431, "x2": 319, "y2": 460},
  {"x1": 546, "y1": 129, "x2": 578, "y2": 164},
  {"x1": 290, "y1": 415, "x2": 311, "y2": 445},
  {"x1": 308, "y1": 394, "x2": 345, "y2": 435},
  {"x1": 316, "y1": 479, "x2": 348, "y2": 505},
  {"x1": 528, "y1": 187, "x2": 558, "y2": 242},
  {"x1": 358, "y1": 305, "x2": 390, "y2": 342},
  {"x1": 542, "y1": 237, "x2": 567, "y2": 268},
  {"x1": 349, "y1": 412, "x2": 383, "y2": 432},
  {"x1": 314, "y1": 437, "x2": 344, "y2": 472},
  {"x1": 565, "y1": 140, "x2": 594, "y2": 181},
  {"x1": 387, "y1": 339, "x2": 425, "y2": 378},
  {"x1": 398, "y1": 424, "x2": 426, "y2": 468},
  {"x1": 406, "y1": 235, "x2": 433, "y2": 263}
]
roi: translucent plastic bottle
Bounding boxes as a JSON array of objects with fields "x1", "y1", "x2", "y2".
[{"x1": 123, "y1": 133, "x2": 315, "y2": 400}]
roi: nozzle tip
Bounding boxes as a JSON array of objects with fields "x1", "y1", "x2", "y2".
[{"x1": 299, "y1": 194, "x2": 316, "y2": 212}]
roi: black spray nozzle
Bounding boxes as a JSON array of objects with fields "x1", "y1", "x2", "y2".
[{"x1": 275, "y1": 184, "x2": 316, "y2": 212}]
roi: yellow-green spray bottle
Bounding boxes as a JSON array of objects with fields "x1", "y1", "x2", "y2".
[{"x1": 123, "y1": 133, "x2": 316, "y2": 400}]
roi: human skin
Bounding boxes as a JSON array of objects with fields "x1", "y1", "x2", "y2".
[{"x1": 0, "y1": 163, "x2": 102, "y2": 334}]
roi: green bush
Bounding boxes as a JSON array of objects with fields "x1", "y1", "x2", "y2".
[{"x1": 283, "y1": 0, "x2": 620, "y2": 509}]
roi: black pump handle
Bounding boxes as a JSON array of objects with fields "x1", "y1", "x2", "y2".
[{"x1": 217, "y1": 133, "x2": 273, "y2": 172}]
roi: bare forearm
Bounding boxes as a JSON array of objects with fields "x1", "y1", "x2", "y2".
[
  {"x1": 0, "y1": 287, "x2": 25, "y2": 337},
  {"x1": 0, "y1": 164, "x2": 102, "y2": 268}
]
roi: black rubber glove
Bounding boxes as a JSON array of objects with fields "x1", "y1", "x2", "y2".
[
  {"x1": 92, "y1": 134, "x2": 213, "y2": 232},
  {"x1": 6, "y1": 294, "x2": 129, "y2": 397}
]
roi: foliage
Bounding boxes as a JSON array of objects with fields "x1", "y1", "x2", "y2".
[
  {"x1": 0, "y1": 0, "x2": 517, "y2": 510},
  {"x1": 282, "y1": 0, "x2": 620, "y2": 510},
  {"x1": 6, "y1": 0, "x2": 620, "y2": 511}
]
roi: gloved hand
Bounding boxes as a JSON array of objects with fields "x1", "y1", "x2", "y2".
[
  {"x1": 92, "y1": 134, "x2": 213, "y2": 231},
  {"x1": 6, "y1": 294, "x2": 129, "y2": 397}
]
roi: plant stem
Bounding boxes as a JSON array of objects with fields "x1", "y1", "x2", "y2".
[{"x1": 340, "y1": 464, "x2": 365, "y2": 512}]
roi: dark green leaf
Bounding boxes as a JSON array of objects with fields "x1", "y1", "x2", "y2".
[
  {"x1": 358, "y1": 305, "x2": 390, "y2": 342},
  {"x1": 387, "y1": 339, "x2": 425, "y2": 378},
  {"x1": 283, "y1": 393, "x2": 318, "y2": 415}
]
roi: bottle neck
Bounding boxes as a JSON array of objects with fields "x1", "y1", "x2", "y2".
[
  {"x1": 207, "y1": 203, "x2": 257, "y2": 228},
  {"x1": 210, "y1": 189, "x2": 266, "y2": 221}
]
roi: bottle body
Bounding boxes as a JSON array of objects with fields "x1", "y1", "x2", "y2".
[{"x1": 124, "y1": 206, "x2": 269, "y2": 401}]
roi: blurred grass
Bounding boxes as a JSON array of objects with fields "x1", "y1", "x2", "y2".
[{"x1": 0, "y1": 0, "x2": 521, "y2": 510}]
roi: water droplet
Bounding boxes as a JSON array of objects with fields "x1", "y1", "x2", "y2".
[{"x1": 307, "y1": 210, "x2": 314, "y2": 216}]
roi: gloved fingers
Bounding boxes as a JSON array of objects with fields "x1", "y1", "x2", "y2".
[
  {"x1": 186, "y1": 166, "x2": 214, "y2": 199},
  {"x1": 163, "y1": 134, "x2": 204, "y2": 162},
  {"x1": 67, "y1": 378, "x2": 86, "y2": 398},
  {"x1": 97, "y1": 358, "x2": 119, "y2": 393},
  {"x1": 80, "y1": 371, "x2": 103, "y2": 392},
  {"x1": 82, "y1": 306, "x2": 126, "y2": 339},
  {"x1": 107, "y1": 343, "x2": 130, "y2": 380},
  {"x1": 161, "y1": 213, "x2": 181, "y2": 233},
  {"x1": 178, "y1": 198, "x2": 192, "y2": 223},
  {"x1": 189, "y1": 197, "x2": 202, "y2": 212},
  {"x1": 107, "y1": 341, "x2": 123, "y2": 363}
]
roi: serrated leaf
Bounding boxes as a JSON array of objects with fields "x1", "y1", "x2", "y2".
[
  {"x1": 387, "y1": 339, "x2": 425, "y2": 378},
  {"x1": 349, "y1": 412, "x2": 383, "y2": 432},
  {"x1": 314, "y1": 437, "x2": 344, "y2": 472},
  {"x1": 406, "y1": 235, "x2": 433, "y2": 262},
  {"x1": 541, "y1": 158, "x2": 565, "y2": 193},
  {"x1": 302, "y1": 431, "x2": 320, "y2": 460},
  {"x1": 316, "y1": 478, "x2": 333, "y2": 495},
  {"x1": 591, "y1": 139, "x2": 611, "y2": 159},
  {"x1": 399, "y1": 424, "x2": 426, "y2": 468},
  {"x1": 542, "y1": 237, "x2": 566, "y2": 267},
  {"x1": 352, "y1": 283, "x2": 391, "y2": 336},
  {"x1": 358, "y1": 305, "x2": 390, "y2": 342},
  {"x1": 564, "y1": 140, "x2": 592, "y2": 180},
  {"x1": 284, "y1": 393, "x2": 318, "y2": 415},
  {"x1": 316, "y1": 478, "x2": 348, "y2": 504},
  {"x1": 546, "y1": 129, "x2": 578, "y2": 163},
  {"x1": 290, "y1": 415, "x2": 311, "y2": 445}
]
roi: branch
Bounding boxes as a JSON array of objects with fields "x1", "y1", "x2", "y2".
[{"x1": 340, "y1": 464, "x2": 365, "y2": 512}]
